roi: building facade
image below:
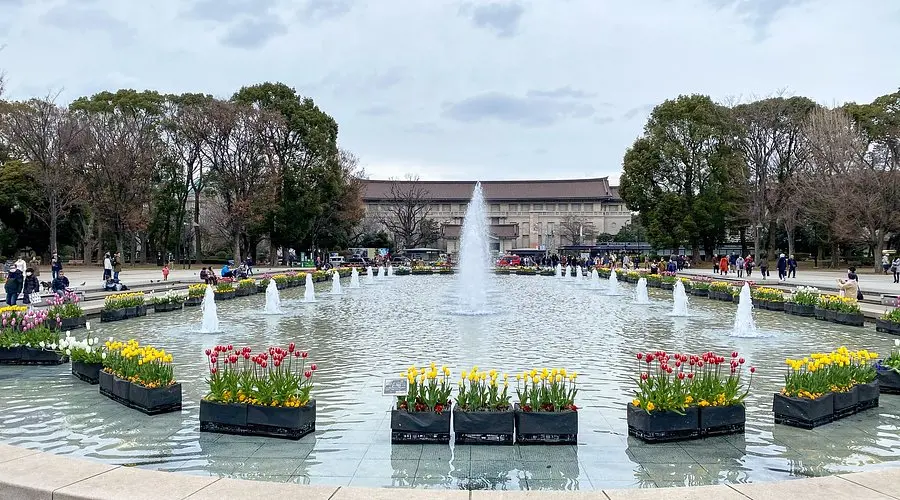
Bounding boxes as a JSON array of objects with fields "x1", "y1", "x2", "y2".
[{"x1": 361, "y1": 178, "x2": 632, "y2": 256}]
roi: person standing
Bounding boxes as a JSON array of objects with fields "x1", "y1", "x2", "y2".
[
  {"x1": 745, "y1": 255, "x2": 754, "y2": 277},
  {"x1": 719, "y1": 255, "x2": 728, "y2": 276},
  {"x1": 736, "y1": 255, "x2": 745, "y2": 278},
  {"x1": 4, "y1": 264, "x2": 23, "y2": 305},
  {"x1": 759, "y1": 255, "x2": 769, "y2": 280},
  {"x1": 112, "y1": 252, "x2": 122, "y2": 281},
  {"x1": 883, "y1": 255, "x2": 891, "y2": 274},
  {"x1": 51, "y1": 251, "x2": 62, "y2": 281},
  {"x1": 162, "y1": 264, "x2": 170, "y2": 281},
  {"x1": 892, "y1": 256, "x2": 900, "y2": 284},
  {"x1": 777, "y1": 253, "x2": 788, "y2": 281},
  {"x1": 22, "y1": 268, "x2": 39, "y2": 305},
  {"x1": 788, "y1": 255, "x2": 797, "y2": 278},
  {"x1": 103, "y1": 253, "x2": 112, "y2": 281}
]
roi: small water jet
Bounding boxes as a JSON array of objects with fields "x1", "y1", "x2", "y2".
[
  {"x1": 670, "y1": 280, "x2": 689, "y2": 316},
  {"x1": 365, "y1": 266, "x2": 375, "y2": 284},
  {"x1": 263, "y1": 279, "x2": 282, "y2": 315},
  {"x1": 590, "y1": 269, "x2": 601, "y2": 290},
  {"x1": 563, "y1": 266, "x2": 570, "y2": 279},
  {"x1": 732, "y1": 283, "x2": 758, "y2": 337},
  {"x1": 634, "y1": 277, "x2": 651, "y2": 304},
  {"x1": 457, "y1": 182, "x2": 491, "y2": 314},
  {"x1": 330, "y1": 270, "x2": 343, "y2": 295},
  {"x1": 387, "y1": 265, "x2": 394, "y2": 277},
  {"x1": 575, "y1": 265, "x2": 583, "y2": 280},
  {"x1": 350, "y1": 267, "x2": 361, "y2": 288},
  {"x1": 555, "y1": 263, "x2": 562, "y2": 278},
  {"x1": 377, "y1": 266, "x2": 385, "y2": 279},
  {"x1": 304, "y1": 273, "x2": 316, "y2": 302},
  {"x1": 608, "y1": 269, "x2": 620, "y2": 295},
  {"x1": 199, "y1": 285, "x2": 219, "y2": 333}
]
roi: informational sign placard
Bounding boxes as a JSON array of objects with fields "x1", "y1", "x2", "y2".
[{"x1": 382, "y1": 378, "x2": 409, "y2": 397}]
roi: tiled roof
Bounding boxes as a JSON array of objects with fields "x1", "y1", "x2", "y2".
[{"x1": 361, "y1": 178, "x2": 619, "y2": 202}]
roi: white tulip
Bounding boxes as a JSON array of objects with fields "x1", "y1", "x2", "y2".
[
  {"x1": 39, "y1": 341, "x2": 45, "y2": 348},
  {"x1": 65, "y1": 348, "x2": 71, "y2": 356},
  {"x1": 895, "y1": 339, "x2": 899, "y2": 347},
  {"x1": 101, "y1": 352, "x2": 107, "y2": 359}
]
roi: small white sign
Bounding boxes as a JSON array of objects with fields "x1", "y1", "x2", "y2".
[{"x1": 383, "y1": 378, "x2": 409, "y2": 397}]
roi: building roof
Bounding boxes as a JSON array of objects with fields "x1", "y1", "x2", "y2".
[{"x1": 361, "y1": 178, "x2": 620, "y2": 202}]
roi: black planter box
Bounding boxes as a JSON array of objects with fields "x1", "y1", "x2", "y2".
[
  {"x1": 692, "y1": 288, "x2": 708, "y2": 297},
  {"x1": 833, "y1": 386, "x2": 859, "y2": 418},
  {"x1": 124, "y1": 306, "x2": 138, "y2": 318},
  {"x1": 660, "y1": 282, "x2": 674, "y2": 290},
  {"x1": 767, "y1": 300, "x2": 784, "y2": 312},
  {"x1": 773, "y1": 393, "x2": 833, "y2": 429},
  {"x1": 824, "y1": 309, "x2": 837, "y2": 322},
  {"x1": 235, "y1": 287, "x2": 252, "y2": 297},
  {"x1": 857, "y1": 381, "x2": 880, "y2": 411},
  {"x1": 256, "y1": 284, "x2": 267, "y2": 293},
  {"x1": 787, "y1": 303, "x2": 816, "y2": 317},
  {"x1": 129, "y1": 383, "x2": 182, "y2": 415},
  {"x1": 112, "y1": 375, "x2": 130, "y2": 400},
  {"x1": 699, "y1": 405, "x2": 745, "y2": 437},
  {"x1": 202, "y1": 400, "x2": 316, "y2": 440},
  {"x1": 877, "y1": 369, "x2": 900, "y2": 394},
  {"x1": 275, "y1": 282, "x2": 287, "y2": 290},
  {"x1": 814, "y1": 307, "x2": 827, "y2": 321},
  {"x1": 101, "y1": 308, "x2": 128, "y2": 322},
  {"x1": 0, "y1": 347, "x2": 66, "y2": 365},
  {"x1": 185, "y1": 296, "x2": 202, "y2": 307},
  {"x1": 515, "y1": 404, "x2": 578, "y2": 444},
  {"x1": 98, "y1": 370, "x2": 113, "y2": 395},
  {"x1": 876, "y1": 318, "x2": 900, "y2": 334},
  {"x1": 51, "y1": 316, "x2": 87, "y2": 330},
  {"x1": 153, "y1": 302, "x2": 181, "y2": 313},
  {"x1": 0, "y1": 347, "x2": 22, "y2": 362},
  {"x1": 626, "y1": 404, "x2": 698, "y2": 443},
  {"x1": 453, "y1": 408, "x2": 514, "y2": 445},
  {"x1": 833, "y1": 312, "x2": 864, "y2": 327},
  {"x1": 72, "y1": 361, "x2": 103, "y2": 384},
  {"x1": 135, "y1": 305, "x2": 147, "y2": 317},
  {"x1": 391, "y1": 406, "x2": 451, "y2": 444},
  {"x1": 214, "y1": 291, "x2": 235, "y2": 301}
]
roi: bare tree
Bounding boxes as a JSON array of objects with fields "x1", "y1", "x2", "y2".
[
  {"x1": 0, "y1": 97, "x2": 89, "y2": 253},
  {"x1": 559, "y1": 214, "x2": 595, "y2": 245},
  {"x1": 378, "y1": 175, "x2": 434, "y2": 249}
]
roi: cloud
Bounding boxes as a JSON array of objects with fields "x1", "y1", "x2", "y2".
[
  {"x1": 709, "y1": 0, "x2": 811, "y2": 41},
  {"x1": 442, "y1": 91, "x2": 595, "y2": 127},
  {"x1": 403, "y1": 122, "x2": 442, "y2": 135},
  {"x1": 39, "y1": 4, "x2": 133, "y2": 41},
  {"x1": 310, "y1": 67, "x2": 405, "y2": 96},
  {"x1": 526, "y1": 86, "x2": 597, "y2": 99},
  {"x1": 298, "y1": 0, "x2": 355, "y2": 22},
  {"x1": 184, "y1": 0, "x2": 278, "y2": 22},
  {"x1": 622, "y1": 104, "x2": 655, "y2": 120},
  {"x1": 359, "y1": 104, "x2": 393, "y2": 117},
  {"x1": 459, "y1": 1, "x2": 526, "y2": 38},
  {"x1": 220, "y1": 17, "x2": 288, "y2": 49},
  {"x1": 594, "y1": 116, "x2": 616, "y2": 125}
]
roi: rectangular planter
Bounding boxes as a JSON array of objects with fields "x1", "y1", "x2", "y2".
[
  {"x1": 98, "y1": 370, "x2": 114, "y2": 396},
  {"x1": 0, "y1": 346, "x2": 22, "y2": 362},
  {"x1": 814, "y1": 307, "x2": 827, "y2": 321},
  {"x1": 626, "y1": 404, "x2": 699, "y2": 443},
  {"x1": 856, "y1": 381, "x2": 880, "y2": 412},
  {"x1": 699, "y1": 405, "x2": 745, "y2": 437},
  {"x1": 876, "y1": 318, "x2": 900, "y2": 334},
  {"x1": 111, "y1": 375, "x2": 130, "y2": 400},
  {"x1": 135, "y1": 305, "x2": 147, "y2": 317},
  {"x1": 692, "y1": 288, "x2": 708, "y2": 297},
  {"x1": 54, "y1": 316, "x2": 87, "y2": 330},
  {"x1": 214, "y1": 291, "x2": 235, "y2": 301},
  {"x1": 660, "y1": 282, "x2": 674, "y2": 290},
  {"x1": 877, "y1": 369, "x2": 900, "y2": 394},
  {"x1": 223, "y1": 400, "x2": 318, "y2": 440},
  {"x1": 832, "y1": 312, "x2": 864, "y2": 327},
  {"x1": 767, "y1": 301, "x2": 784, "y2": 312},
  {"x1": 391, "y1": 407, "x2": 451, "y2": 444},
  {"x1": 773, "y1": 392, "x2": 833, "y2": 429},
  {"x1": 256, "y1": 284, "x2": 267, "y2": 293},
  {"x1": 72, "y1": 361, "x2": 103, "y2": 384},
  {"x1": 235, "y1": 287, "x2": 252, "y2": 297},
  {"x1": 129, "y1": 383, "x2": 183, "y2": 415},
  {"x1": 824, "y1": 309, "x2": 837, "y2": 322},
  {"x1": 124, "y1": 306, "x2": 138, "y2": 318},
  {"x1": 515, "y1": 404, "x2": 578, "y2": 445},
  {"x1": 101, "y1": 308, "x2": 128, "y2": 322},
  {"x1": 787, "y1": 303, "x2": 816, "y2": 317},
  {"x1": 184, "y1": 296, "x2": 202, "y2": 307},
  {"x1": 199, "y1": 399, "x2": 248, "y2": 427},
  {"x1": 833, "y1": 386, "x2": 859, "y2": 418},
  {"x1": 153, "y1": 302, "x2": 182, "y2": 313},
  {"x1": 18, "y1": 348, "x2": 66, "y2": 365},
  {"x1": 453, "y1": 408, "x2": 514, "y2": 445}
]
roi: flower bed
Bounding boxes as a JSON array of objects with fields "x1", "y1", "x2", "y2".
[
  {"x1": 752, "y1": 287, "x2": 784, "y2": 311},
  {"x1": 100, "y1": 339, "x2": 181, "y2": 415},
  {"x1": 214, "y1": 281, "x2": 236, "y2": 300},
  {"x1": 394, "y1": 267, "x2": 411, "y2": 276},
  {"x1": 236, "y1": 279, "x2": 256, "y2": 296},
  {"x1": 877, "y1": 340, "x2": 900, "y2": 394},
  {"x1": 455, "y1": 367, "x2": 513, "y2": 445},
  {"x1": 597, "y1": 267, "x2": 611, "y2": 279},
  {"x1": 150, "y1": 290, "x2": 186, "y2": 313},
  {"x1": 660, "y1": 273, "x2": 677, "y2": 290},
  {"x1": 392, "y1": 363, "x2": 453, "y2": 443},
  {"x1": 647, "y1": 275, "x2": 662, "y2": 288},
  {"x1": 186, "y1": 284, "x2": 206, "y2": 306},
  {"x1": 0, "y1": 308, "x2": 66, "y2": 365},
  {"x1": 59, "y1": 332, "x2": 105, "y2": 384},
  {"x1": 625, "y1": 271, "x2": 640, "y2": 284},
  {"x1": 628, "y1": 350, "x2": 754, "y2": 443},
  {"x1": 707, "y1": 281, "x2": 733, "y2": 302},
  {"x1": 775, "y1": 347, "x2": 878, "y2": 428},
  {"x1": 689, "y1": 279, "x2": 710, "y2": 296},
  {"x1": 200, "y1": 343, "x2": 316, "y2": 440},
  {"x1": 101, "y1": 292, "x2": 146, "y2": 322},
  {"x1": 785, "y1": 286, "x2": 819, "y2": 317},
  {"x1": 815, "y1": 295, "x2": 863, "y2": 327},
  {"x1": 47, "y1": 291, "x2": 86, "y2": 330},
  {"x1": 514, "y1": 368, "x2": 578, "y2": 444},
  {"x1": 876, "y1": 309, "x2": 900, "y2": 335}
]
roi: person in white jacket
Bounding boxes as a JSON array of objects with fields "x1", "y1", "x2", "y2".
[{"x1": 103, "y1": 253, "x2": 112, "y2": 281}]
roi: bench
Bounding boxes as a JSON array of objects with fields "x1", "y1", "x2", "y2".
[{"x1": 67, "y1": 260, "x2": 85, "y2": 266}]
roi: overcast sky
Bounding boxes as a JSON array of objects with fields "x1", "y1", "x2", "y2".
[{"x1": 2, "y1": 0, "x2": 899, "y2": 184}]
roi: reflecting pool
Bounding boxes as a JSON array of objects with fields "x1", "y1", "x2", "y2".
[{"x1": 2, "y1": 275, "x2": 900, "y2": 490}]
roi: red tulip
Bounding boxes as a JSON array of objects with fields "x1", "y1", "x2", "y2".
[
  {"x1": 289, "y1": 342, "x2": 295, "y2": 353},
  {"x1": 261, "y1": 361, "x2": 267, "y2": 368},
  {"x1": 274, "y1": 359, "x2": 281, "y2": 367},
  {"x1": 678, "y1": 372, "x2": 685, "y2": 380},
  {"x1": 210, "y1": 356, "x2": 217, "y2": 364},
  {"x1": 311, "y1": 364, "x2": 317, "y2": 371},
  {"x1": 640, "y1": 373, "x2": 649, "y2": 380},
  {"x1": 731, "y1": 351, "x2": 738, "y2": 358},
  {"x1": 304, "y1": 370, "x2": 312, "y2": 378},
  {"x1": 646, "y1": 354, "x2": 654, "y2": 363},
  {"x1": 687, "y1": 373, "x2": 694, "y2": 379},
  {"x1": 301, "y1": 352, "x2": 309, "y2": 359},
  {"x1": 294, "y1": 351, "x2": 301, "y2": 358},
  {"x1": 750, "y1": 367, "x2": 756, "y2": 374},
  {"x1": 227, "y1": 344, "x2": 233, "y2": 351},
  {"x1": 205, "y1": 348, "x2": 211, "y2": 356},
  {"x1": 739, "y1": 358, "x2": 745, "y2": 364},
  {"x1": 637, "y1": 353, "x2": 643, "y2": 360},
  {"x1": 210, "y1": 367, "x2": 217, "y2": 374}
]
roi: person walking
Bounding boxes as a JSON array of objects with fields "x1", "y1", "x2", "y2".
[
  {"x1": 883, "y1": 255, "x2": 891, "y2": 274},
  {"x1": 22, "y1": 268, "x2": 39, "y2": 305},
  {"x1": 892, "y1": 256, "x2": 900, "y2": 284},
  {"x1": 759, "y1": 255, "x2": 769, "y2": 280},
  {"x1": 162, "y1": 264, "x2": 170, "y2": 281},
  {"x1": 788, "y1": 255, "x2": 797, "y2": 278},
  {"x1": 112, "y1": 252, "x2": 122, "y2": 281},
  {"x1": 718, "y1": 255, "x2": 728, "y2": 276},
  {"x1": 777, "y1": 253, "x2": 788, "y2": 281},
  {"x1": 736, "y1": 255, "x2": 745, "y2": 278},
  {"x1": 103, "y1": 253, "x2": 112, "y2": 281},
  {"x1": 745, "y1": 255, "x2": 754, "y2": 277},
  {"x1": 50, "y1": 251, "x2": 62, "y2": 281},
  {"x1": 4, "y1": 264, "x2": 23, "y2": 306}
]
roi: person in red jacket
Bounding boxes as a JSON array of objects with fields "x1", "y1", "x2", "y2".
[{"x1": 719, "y1": 256, "x2": 729, "y2": 275}]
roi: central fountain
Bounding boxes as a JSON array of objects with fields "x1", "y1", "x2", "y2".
[
  {"x1": 199, "y1": 285, "x2": 219, "y2": 333},
  {"x1": 732, "y1": 282, "x2": 758, "y2": 336},
  {"x1": 634, "y1": 277, "x2": 651, "y2": 304},
  {"x1": 457, "y1": 182, "x2": 491, "y2": 314},
  {"x1": 350, "y1": 267, "x2": 361, "y2": 288},
  {"x1": 670, "y1": 280, "x2": 689, "y2": 316},
  {"x1": 263, "y1": 279, "x2": 283, "y2": 315},
  {"x1": 304, "y1": 273, "x2": 316, "y2": 302},
  {"x1": 330, "y1": 270, "x2": 343, "y2": 295}
]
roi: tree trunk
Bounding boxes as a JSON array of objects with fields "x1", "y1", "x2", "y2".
[
  {"x1": 233, "y1": 230, "x2": 241, "y2": 265},
  {"x1": 874, "y1": 229, "x2": 886, "y2": 273},
  {"x1": 739, "y1": 227, "x2": 747, "y2": 257},
  {"x1": 193, "y1": 191, "x2": 202, "y2": 265},
  {"x1": 765, "y1": 219, "x2": 777, "y2": 261},
  {"x1": 115, "y1": 225, "x2": 124, "y2": 260},
  {"x1": 815, "y1": 245, "x2": 822, "y2": 268},
  {"x1": 752, "y1": 225, "x2": 761, "y2": 260},
  {"x1": 830, "y1": 242, "x2": 840, "y2": 268},
  {"x1": 140, "y1": 232, "x2": 148, "y2": 264},
  {"x1": 785, "y1": 226, "x2": 795, "y2": 260}
]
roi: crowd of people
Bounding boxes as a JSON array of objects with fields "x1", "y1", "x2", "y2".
[{"x1": 711, "y1": 253, "x2": 798, "y2": 281}]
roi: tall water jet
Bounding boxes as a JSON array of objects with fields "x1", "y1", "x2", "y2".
[
  {"x1": 365, "y1": 266, "x2": 375, "y2": 284},
  {"x1": 387, "y1": 265, "x2": 394, "y2": 277},
  {"x1": 264, "y1": 279, "x2": 282, "y2": 315},
  {"x1": 457, "y1": 182, "x2": 491, "y2": 314},
  {"x1": 304, "y1": 273, "x2": 316, "y2": 302},
  {"x1": 635, "y1": 277, "x2": 651, "y2": 304},
  {"x1": 555, "y1": 263, "x2": 562, "y2": 278},
  {"x1": 608, "y1": 269, "x2": 620, "y2": 295},
  {"x1": 575, "y1": 266, "x2": 583, "y2": 280},
  {"x1": 732, "y1": 283, "x2": 758, "y2": 336},
  {"x1": 350, "y1": 267, "x2": 361, "y2": 288},
  {"x1": 563, "y1": 266, "x2": 570, "y2": 279},
  {"x1": 330, "y1": 270, "x2": 343, "y2": 295},
  {"x1": 377, "y1": 266, "x2": 385, "y2": 279},
  {"x1": 670, "y1": 280, "x2": 689, "y2": 316},
  {"x1": 590, "y1": 269, "x2": 601, "y2": 290},
  {"x1": 199, "y1": 285, "x2": 219, "y2": 333}
]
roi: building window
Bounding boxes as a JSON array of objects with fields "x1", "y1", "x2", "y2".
[
  {"x1": 442, "y1": 204, "x2": 451, "y2": 212},
  {"x1": 509, "y1": 203, "x2": 518, "y2": 212},
  {"x1": 584, "y1": 203, "x2": 593, "y2": 212},
  {"x1": 559, "y1": 203, "x2": 568, "y2": 212},
  {"x1": 491, "y1": 204, "x2": 500, "y2": 212},
  {"x1": 571, "y1": 203, "x2": 581, "y2": 212},
  {"x1": 459, "y1": 203, "x2": 467, "y2": 212},
  {"x1": 531, "y1": 203, "x2": 541, "y2": 211}
]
